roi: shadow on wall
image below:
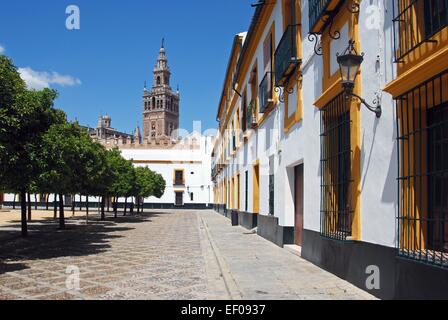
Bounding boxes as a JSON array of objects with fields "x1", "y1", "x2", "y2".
[{"x1": 360, "y1": 119, "x2": 380, "y2": 192}]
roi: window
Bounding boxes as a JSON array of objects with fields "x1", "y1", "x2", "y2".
[
  {"x1": 393, "y1": 0, "x2": 448, "y2": 62},
  {"x1": 263, "y1": 33, "x2": 273, "y2": 71},
  {"x1": 242, "y1": 90, "x2": 248, "y2": 132},
  {"x1": 396, "y1": 69, "x2": 448, "y2": 267},
  {"x1": 249, "y1": 66, "x2": 258, "y2": 119},
  {"x1": 157, "y1": 76, "x2": 161, "y2": 85},
  {"x1": 424, "y1": 0, "x2": 448, "y2": 38},
  {"x1": 190, "y1": 193, "x2": 194, "y2": 201},
  {"x1": 308, "y1": 0, "x2": 343, "y2": 34},
  {"x1": 174, "y1": 170, "x2": 184, "y2": 185},
  {"x1": 284, "y1": 0, "x2": 297, "y2": 27},
  {"x1": 320, "y1": 92, "x2": 352, "y2": 240}
]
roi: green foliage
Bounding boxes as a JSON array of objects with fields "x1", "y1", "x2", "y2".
[
  {"x1": 134, "y1": 166, "x2": 166, "y2": 199},
  {"x1": 106, "y1": 148, "x2": 135, "y2": 198},
  {"x1": 0, "y1": 54, "x2": 167, "y2": 231},
  {"x1": 0, "y1": 56, "x2": 64, "y2": 193}
]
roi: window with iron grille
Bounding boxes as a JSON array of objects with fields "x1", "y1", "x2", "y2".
[
  {"x1": 320, "y1": 92, "x2": 353, "y2": 241},
  {"x1": 396, "y1": 69, "x2": 448, "y2": 267},
  {"x1": 392, "y1": 0, "x2": 448, "y2": 63}
]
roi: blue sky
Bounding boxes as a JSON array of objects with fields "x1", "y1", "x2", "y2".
[{"x1": 0, "y1": 1, "x2": 255, "y2": 133}]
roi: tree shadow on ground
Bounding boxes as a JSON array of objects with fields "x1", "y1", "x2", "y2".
[
  {"x1": 0, "y1": 213, "x2": 161, "y2": 275},
  {"x1": 0, "y1": 209, "x2": 180, "y2": 275}
]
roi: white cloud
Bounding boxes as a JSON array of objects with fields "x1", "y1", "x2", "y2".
[
  {"x1": 0, "y1": 44, "x2": 5, "y2": 54},
  {"x1": 18, "y1": 67, "x2": 81, "y2": 90}
]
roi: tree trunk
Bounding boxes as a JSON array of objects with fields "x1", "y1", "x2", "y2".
[
  {"x1": 124, "y1": 198, "x2": 127, "y2": 216},
  {"x1": 34, "y1": 194, "x2": 38, "y2": 210},
  {"x1": 130, "y1": 197, "x2": 134, "y2": 215},
  {"x1": 85, "y1": 195, "x2": 89, "y2": 224},
  {"x1": 46, "y1": 195, "x2": 49, "y2": 211},
  {"x1": 107, "y1": 198, "x2": 110, "y2": 213},
  {"x1": 59, "y1": 194, "x2": 65, "y2": 230},
  {"x1": 13, "y1": 194, "x2": 16, "y2": 210},
  {"x1": 27, "y1": 193, "x2": 32, "y2": 222},
  {"x1": 71, "y1": 195, "x2": 75, "y2": 217},
  {"x1": 53, "y1": 194, "x2": 57, "y2": 219},
  {"x1": 20, "y1": 189, "x2": 28, "y2": 237},
  {"x1": 114, "y1": 196, "x2": 118, "y2": 218},
  {"x1": 136, "y1": 197, "x2": 140, "y2": 214},
  {"x1": 141, "y1": 198, "x2": 144, "y2": 214},
  {"x1": 101, "y1": 196, "x2": 106, "y2": 221}
]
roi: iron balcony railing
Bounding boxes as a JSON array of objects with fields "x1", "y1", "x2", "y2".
[
  {"x1": 274, "y1": 25, "x2": 301, "y2": 87},
  {"x1": 247, "y1": 101, "x2": 258, "y2": 129},
  {"x1": 309, "y1": 0, "x2": 342, "y2": 33},
  {"x1": 393, "y1": 0, "x2": 448, "y2": 62},
  {"x1": 259, "y1": 72, "x2": 274, "y2": 112}
]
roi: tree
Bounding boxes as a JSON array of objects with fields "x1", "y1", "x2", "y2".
[
  {"x1": 0, "y1": 56, "x2": 64, "y2": 237},
  {"x1": 39, "y1": 122, "x2": 95, "y2": 229},
  {"x1": 79, "y1": 141, "x2": 113, "y2": 222},
  {"x1": 106, "y1": 149, "x2": 134, "y2": 218},
  {"x1": 134, "y1": 167, "x2": 166, "y2": 213}
]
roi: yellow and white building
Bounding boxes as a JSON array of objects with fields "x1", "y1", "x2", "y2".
[{"x1": 212, "y1": 0, "x2": 448, "y2": 299}]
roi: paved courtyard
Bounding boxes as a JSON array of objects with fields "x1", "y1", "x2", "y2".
[{"x1": 0, "y1": 209, "x2": 375, "y2": 300}]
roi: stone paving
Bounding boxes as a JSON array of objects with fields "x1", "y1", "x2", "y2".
[{"x1": 0, "y1": 209, "x2": 375, "y2": 300}]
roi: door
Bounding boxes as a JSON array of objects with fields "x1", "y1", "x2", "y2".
[
  {"x1": 253, "y1": 164, "x2": 260, "y2": 214},
  {"x1": 294, "y1": 164, "x2": 304, "y2": 246},
  {"x1": 175, "y1": 192, "x2": 183, "y2": 206}
]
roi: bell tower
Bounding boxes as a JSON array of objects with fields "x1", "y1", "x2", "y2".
[{"x1": 143, "y1": 40, "x2": 180, "y2": 142}]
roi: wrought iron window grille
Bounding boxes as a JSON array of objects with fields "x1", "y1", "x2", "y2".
[
  {"x1": 395, "y1": 68, "x2": 448, "y2": 268},
  {"x1": 392, "y1": 0, "x2": 447, "y2": 63},
  {"x1": 320, "y1": 92, "x2": 354, "y2": 241}
]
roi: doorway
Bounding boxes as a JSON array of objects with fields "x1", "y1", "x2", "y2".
[
  {"x1": 175, "y1": 192, "x2": 183, "y2": 206},
  {"x1": 294, "y1": 164, "x2": 304, "y2": 246},
  {"x1": 253, "y1": 163, "x2": 260, "y2": 214}
]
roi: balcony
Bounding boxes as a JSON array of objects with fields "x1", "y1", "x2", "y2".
[
  {"x1": 247, "y1": 101, "x2": 258, "y2": 129},
  {"x1": 259, "y1": 72, "x2": 274, "y2": 112},
  {"x1": 309, "y1": 0, "x2": 344, "y2": 34},
  {"x1": 274, "y1": 25, "x2": 301, "y2": 87}
]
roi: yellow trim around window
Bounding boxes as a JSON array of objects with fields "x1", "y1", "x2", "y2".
[
  {"x1": 282, "y1": 0, "x2": 303, "y2": 133},
  {"x1": 315, "y1": 2, "x2": 361, "y2": 241}
]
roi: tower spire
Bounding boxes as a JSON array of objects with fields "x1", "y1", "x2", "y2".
[{"x1": 161, "y1": 38, "x2": 165, "y2": 49}]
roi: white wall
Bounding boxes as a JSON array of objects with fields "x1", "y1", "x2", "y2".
[{"x1": 215, "y1": 0, "x2": 398, "y2": 248}]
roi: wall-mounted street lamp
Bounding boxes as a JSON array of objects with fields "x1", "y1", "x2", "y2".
[{"x1": 337, "y1": 40, "x2": 382, "y2": 118}]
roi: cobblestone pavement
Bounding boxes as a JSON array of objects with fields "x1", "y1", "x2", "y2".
[{"x1": 0, "y1": 209, "x2": 375, "y2": 300}]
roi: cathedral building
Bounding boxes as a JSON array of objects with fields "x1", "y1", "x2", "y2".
[
  {"x1": 142, "y1": 43, "x2": 180, "y2": 143},
  {"x1": 87, "y1": 43, "x2": 213, "y2": 208}
]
